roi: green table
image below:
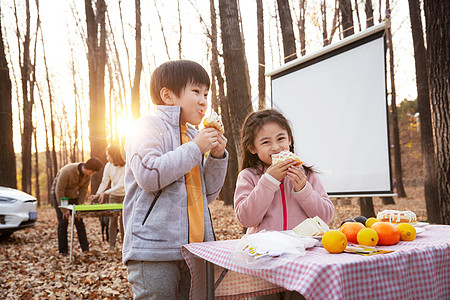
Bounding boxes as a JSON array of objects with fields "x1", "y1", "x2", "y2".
[{"x1": 60, "y1": 204, "x2": 123, "y2": 263}]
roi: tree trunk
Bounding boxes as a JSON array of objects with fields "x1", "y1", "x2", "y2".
[
  {"x1": 212, "y1": 0, "x2": 239, "y2": 205},
  {"x1": 20, "y1": 0, "x2": 33, "y2": 194},
  {"x1": 338, "y1": 0, "x2": 354, "y2": 38},
  {"x1": 177, "y1": 0, "x2": 182, "y2": 59},
  {"x1": 353, "y1": 0, "x2": 361, "y2": 32},
  {"x1": 218, "y1": 0, "x2": 253, "y2": 168},
  {"x1": 257, "y1": 0, "x2": 265, "y2": 110},
  {"x1": 322, "y1": 0, "x2": 339, "y2": 46},
  {"x1": 276, "y1": 0, "x2": 297, "y2": 62},
  {"x1": 359, "y1": 197, "x2": 376, "y2": 218},
  {"x1": 85, "y1": 0, "x2": 108, "y2": 193},
  {"x1": 423, "y1": 0, "x2": 450, "y2": 225},
  {"x1": 40, "y1": 17, "x2": 58, "y2": 180},
  {"x1": 131, "y1": 0, "x2": 142, "y2": 120},
  {"x1": 365, "y1": 0, "x2": 374, "y2": 27},
  {"x1": 386, "y1": 0, "x2": 407, "y2": 198},
  {"x1": 33, "y1": 129, "x2": 40, "y2": 206},
  {"x1": 0, "y1": 12, "x2": 17, "y2": 189},
  {"x1": 408, "y1": 0, "x2": 440, "y2": 224},
  {"x1": 298, "y1": 0, "x2": 306, "y2": 57},
  {"x1": 37, "y1": 83, "x2": 52, "y2": 205}
]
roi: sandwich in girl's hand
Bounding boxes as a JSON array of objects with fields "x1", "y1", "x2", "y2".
[
  {"x1": 271, "y1": 150, "x2": 303, "y2": 166},
  {"x1": 203, "y1": 111, "x2": 224, "y2": 134}
]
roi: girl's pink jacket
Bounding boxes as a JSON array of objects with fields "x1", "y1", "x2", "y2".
[{"x1": 234, "y1": 166, "x2": 335, "y2": 234}]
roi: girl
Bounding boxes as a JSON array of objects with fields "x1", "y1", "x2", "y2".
[
  {"x1": 234, "y1": 109, "x2": 334, "y2": 234},
  {"x1": 94, "y1": 144, "x2": 126, "y2": 251}
]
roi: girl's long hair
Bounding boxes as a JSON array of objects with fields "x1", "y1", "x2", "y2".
[
  {"x1": 240, "y1": 109, "x2": 313, "y2": 175},
  {"x1": 107, "y1": 145, "x2": 126, "y2": 167}
]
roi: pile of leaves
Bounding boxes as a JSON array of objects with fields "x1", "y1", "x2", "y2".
[{"x1": 1, "y1": 186, "x2": 426, "y2": 299}]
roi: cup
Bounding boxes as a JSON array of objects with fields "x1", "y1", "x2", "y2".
[{"x1": 61, "y1": 198, "x2": 69, "y2": 206}]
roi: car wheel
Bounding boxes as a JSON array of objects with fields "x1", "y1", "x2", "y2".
[{"x1": 0, "y1": 232, "x2": 13, "y2": 241}]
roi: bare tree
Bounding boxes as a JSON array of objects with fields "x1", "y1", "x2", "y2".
[
  {"x1": 297, "y1": 0, "x2": 306, "y2": 56},
  {"x1": 85, "y1": 0, "x2": 108, "y2": 192},
  {"x1": 177, "y1": 0, "x2": 182, "y2": 59},
  {"x1": 33, "y1": 123, "x2": 40, "y2": 206},
  {"x1": 386, "y1": 0, "x2": 407, "y2": 198},
  {"x1": 0, "y1": 11, "x2": 17, "y2": 189},
  {"x1": 321, "y1": 0, "x2": 339, "y2": 46},
  {"x1": 15, "y1": 0, "x2": 35, "y2": 193},
  {"x1": 276, "y1": 0, "x2": 297, "y2": 62},
  {"x1": 41, "y1": 29, "x2": 57, "y2": 180},
  {"x1": 218, "y1": 0, "x2": 253, "y2": 167},
  {"x1": 205, "y1": 0, "x2": 237, "y2": 205},
  {"x1": 365, "y1": 0, "x2": 374, "y2": 27},
  {"x1": 154, "y1": 0, "x2": 171, "y2": 60},
  {"x1": 257, "y1": 0, "x2": 265, "y2": 109},
  {"x1": 131, "y1": 0, "x2": 142, "y2": 120},
  {"x1": 423, "y1": 0, "x2": 450, "y2": 224},
  {"x1": 36, "y1": 82, "x2": 52, "y2": 204},
  {"x1": 338, "y1": 0, "x2": 354, "y2": 38},
  {"x1": 408, "y1": 0, "x2": 439, "y2": 224},
  {"x1": 354, "y1": 0, "x2": 362, "y2": 31}
]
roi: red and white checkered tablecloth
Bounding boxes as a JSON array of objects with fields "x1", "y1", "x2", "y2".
[{"x1": 182, "y1": 225, "x2": 450, "y2": 300}]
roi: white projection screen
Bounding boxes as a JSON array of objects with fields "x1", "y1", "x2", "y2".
[{"x1": 269, "y1": 24, "x2": 393, "y2": 196}]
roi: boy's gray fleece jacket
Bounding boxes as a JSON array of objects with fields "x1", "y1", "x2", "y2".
[{"x1": 122, "y1": 105, "x2": 228, "y2": 264}]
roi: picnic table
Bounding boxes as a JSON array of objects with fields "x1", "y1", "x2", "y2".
[
  {"x1": 60, "y1": 203, "x2": 123, "y2": 263},
  {"x1": 182, "y1": 225, "x2": 450, "y2": 300}
]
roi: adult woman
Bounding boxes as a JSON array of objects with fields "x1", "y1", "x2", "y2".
[{"x1": 95, "y1": 145, "x2": 126, "y2": 251}]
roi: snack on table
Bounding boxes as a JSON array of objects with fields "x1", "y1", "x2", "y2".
[
  {"x1": 271, "y1": 150, "x2": 303, "y2": 166},
  {"x1": 293, "y1": 216, "x2": 329, "y2": 236},
  {"x1": 203, "y1": 111, "x2": 224, "y2": 134},
  {"x1": 377, "y1": 210, "x2": 417, "y2": 224}
]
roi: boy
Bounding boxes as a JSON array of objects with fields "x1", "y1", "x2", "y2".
[{"x1": 123, "y1": 60, "x2": 228, "y2": 299}]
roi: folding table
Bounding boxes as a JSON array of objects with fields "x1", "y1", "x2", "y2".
[{"x1": 60, "y1": 203, "x2": 123, "y2": 263}]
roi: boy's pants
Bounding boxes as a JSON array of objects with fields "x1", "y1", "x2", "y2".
[{"x1": 127, "y1": 260, "x2": 191, "y2": 300}]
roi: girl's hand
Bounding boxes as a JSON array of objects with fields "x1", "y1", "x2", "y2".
[
  {"x1": 266, "y1": 160, "x2": 296, "y2": 181},
  {"x1": 287, "y1": 165, "x2": 307, "y2": 192},
  {"x1": 210, "y1": 132, "x2": 227, "y2": 158}
]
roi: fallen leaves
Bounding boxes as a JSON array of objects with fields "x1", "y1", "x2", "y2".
[{"x1": 0, "y1": 185, "x2": 426, "y2": 298}]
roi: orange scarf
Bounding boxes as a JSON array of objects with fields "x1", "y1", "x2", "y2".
[{"x1": 181, "y1": 124, "x2": 204, "y2": 243}]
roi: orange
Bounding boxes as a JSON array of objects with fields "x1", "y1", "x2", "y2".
[
  {"x1": 339, "y1": 222, "x2": 365, "y2": 244},
  {"x1": 371, "y1": 222, "x2": 400, "y2": 245},
  {"x1": 356, "y1": 228, "x2": 379, "y2": 246},
  {"x1": 322, "y1": 230, "x2": 347, "y2": 253}
]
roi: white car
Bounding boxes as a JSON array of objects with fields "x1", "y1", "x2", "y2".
[{"x1": 0, "y1": 187, "x2": 37, "y2": 240}]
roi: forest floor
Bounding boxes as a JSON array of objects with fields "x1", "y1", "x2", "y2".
[
  {"x1": 1, "y1": 107, "x2": 428, "y2": 299},
  {"x1": 0, "y1": 186, "x2": 426, "y2": 299}
]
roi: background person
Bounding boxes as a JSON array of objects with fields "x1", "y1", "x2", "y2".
[
  {"x1": 52, "y1": 157, "x2": 103, "y2": 256},
  {"x1": 91, "y1": 144, "x2": 126, "y2": 252},
  {"x1": 123, "y1": 60, "x2": 228, "y2": 299}
]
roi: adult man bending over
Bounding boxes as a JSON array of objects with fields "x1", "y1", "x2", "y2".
[{"x1": 51, "y1": 157, "x2": 103, "y2": 256}]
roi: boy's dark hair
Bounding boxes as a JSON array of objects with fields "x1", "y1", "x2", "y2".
[
  {"x1": 107, "y1": 144, "x2": 126, "y2": 167},
  {"x1": 84, "y1": 157, "x2": 103, "y2": 172},
  {"x1": 240, "y1": 109, "x2": 314, "y2": 175},
  {"x1": 150, "y1": 60, "x2": 210, "y2": 105}
]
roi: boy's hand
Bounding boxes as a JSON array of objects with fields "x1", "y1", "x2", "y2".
[
  {"x1": 266, "y1": 160, "x2": 296, "y2": 182},
  {"x1": 287, "y1": 165, "x2": 307, "y2": 192},
  {"x1": 210, "y1": 132, "x2": 227, "y2": 158},
  {"x1": 193, "y1": 128, "x2": 221, "y2": 154}
]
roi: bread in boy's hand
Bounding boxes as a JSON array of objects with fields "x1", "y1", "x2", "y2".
[
  {"x1": 203, "y1": 111, "x2": 224, "y2": 134},
  {"x1": 271, "y1": 150, "x2": 303, "y2": 166}
]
